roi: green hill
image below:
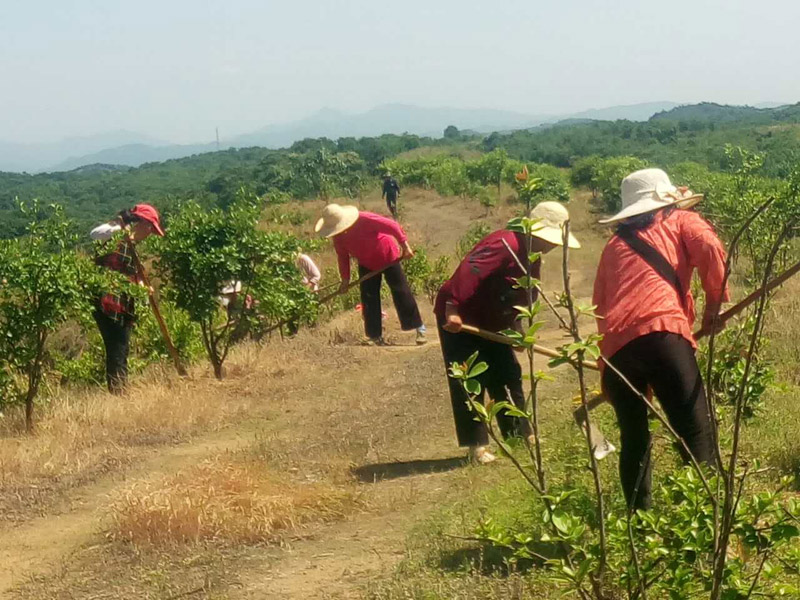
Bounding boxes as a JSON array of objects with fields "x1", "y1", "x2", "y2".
[{"x1": 3, "y1": 101, "x2": 800, "y2": 239}]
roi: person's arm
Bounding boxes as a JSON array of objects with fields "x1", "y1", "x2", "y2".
[
  {"x1": 90, "y1": 221, "x2": 122, "y2": 241},
  {"x1": 305, "y1": 256, "x2": 322, "y2": 289},
  {"x1": 333, "y1": 238, "x2": 351, "y2": 289},
  {"x1": 682, "y1": 213, "x2": 730, "y2": 330},
  {"x1": 442, "y1": 300, "x2": 463, "y2": 332},
  {"x1": 381, "y1": 181, "x2": 387, "y2": 199}
]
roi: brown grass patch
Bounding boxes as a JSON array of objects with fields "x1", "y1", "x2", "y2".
[
  {"x1": 0, "y1": 347, "x2": 268, "y2": 523},
  {"x1": 107, "y1": 455, "x2": 353, "y2": 548}
]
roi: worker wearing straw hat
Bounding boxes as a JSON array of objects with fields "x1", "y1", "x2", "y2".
[
  {"x1": 435, "y1": 202, "x2": 580, "y2": 465},
  {"x1": 315, "y1": 204, "x2": 426, "y2": 345},
  {"x1": 593, "y1": 168, "x2": 729, "y2": 509},
  {"x1": 90, "y1": 204, "x2": 165, "y2": 393}
]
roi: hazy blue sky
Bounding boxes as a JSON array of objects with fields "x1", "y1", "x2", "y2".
[{"x1": 3, "y1": 0, "x2": 799, "y2": 144}]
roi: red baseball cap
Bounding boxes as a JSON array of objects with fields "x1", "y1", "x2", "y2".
[{"x1": 130, "y1": 203, "x2": 165, "y2": 237}]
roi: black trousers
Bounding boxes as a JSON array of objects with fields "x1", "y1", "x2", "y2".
[
  {"x1": 438, "y1": 316, "x2": 533, "y2": 447},
  {"x1": 385, "y1": 195, "x2": 398, "y2": 219},
  {"x1": 359, "y1": 263, "x2": 423, "y2": 340},
  {"x1": 93, "y1": 310, "x2": 132, "y2": 394},
  {"x1": 603, "y1": 332, "x2": 715, "y2": 510}
]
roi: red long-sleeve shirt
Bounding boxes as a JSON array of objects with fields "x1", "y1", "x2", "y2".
[
  {"x1": 593, "y1": 209, "x2": 730, "y2": 361},
  {"x1": 333, "y1": 211, "x2": 408, "y2": 281},
  {"x1": 434, "y1": 230, "x2": 538, "y2": 332}
]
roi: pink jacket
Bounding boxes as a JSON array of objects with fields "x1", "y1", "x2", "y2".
[
  {"x1": 333, "y1": 212, "x2": 407, "y2": 281},
  {"x1": 593, "y1": 209, "x2": 730, "y2": 362}
]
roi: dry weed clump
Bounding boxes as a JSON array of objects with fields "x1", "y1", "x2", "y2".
[
  {"x1": 0, "y1": 346, "x2": 268, "y2": 518},
  {"x1": 108, "y1": 456, "x2": 352, "y2": 547}
]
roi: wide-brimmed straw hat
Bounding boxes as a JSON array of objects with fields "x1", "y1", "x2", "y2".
[
  {"x1": 314, "y1": 204, "x2": 360, "y2": 238},
  {"x1": 529, "y1": 201, "x2": 581, "y2": 249},
  {"x1": 598, "y1": 168, "x2": 703, "y2": 225}
]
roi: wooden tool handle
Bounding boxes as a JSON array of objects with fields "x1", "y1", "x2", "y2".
[
  {"x1": 127, "y1": 239, "x2": 188, "y2": 377},
  {"x1": 694, "y1": 258, "x2": 800, "y2": 340},
  {"x1": 459, "y1": 324, "x2": 600, "y2": 371}
]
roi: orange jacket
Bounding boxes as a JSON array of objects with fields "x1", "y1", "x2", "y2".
[{"x1": 592, "y1": 209, "x2": 730, "y2": 363}]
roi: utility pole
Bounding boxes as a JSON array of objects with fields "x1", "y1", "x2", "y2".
[{"x1": 215, "y1": 127, "x2": 220, "y2": 151}]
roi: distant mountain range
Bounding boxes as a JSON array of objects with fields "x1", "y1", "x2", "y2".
[
  {"x1": 0, "y1": 131, "x2": 169, "y2": 173},
  {"x1": 1, "y1": 100, "x2": 791, "y2": 173}
]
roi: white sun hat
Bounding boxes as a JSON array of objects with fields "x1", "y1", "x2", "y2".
[
  {"x1": 528, "y1": 201, "x2": 581, "y2": 249},
  {"x1": 598, "y1": 168, "x2": 703, "y2": 225},
  {"x1": 314, "y1": 203, "x2": 360, "y2": 238}
]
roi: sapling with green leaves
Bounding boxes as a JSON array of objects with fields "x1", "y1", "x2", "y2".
[
  {"x1": 0, "y1": 201, "x2": 104, "y2": 431},
  {"x1": 154, "y1": 192, "x2": 317, "y2": 379}
]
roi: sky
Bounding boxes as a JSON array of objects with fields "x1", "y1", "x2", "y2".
[{"x1": 2, "y1": 0, "x2": 800, "y2": 145}]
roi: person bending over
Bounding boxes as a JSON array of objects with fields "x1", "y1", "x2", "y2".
[
  {"x1": 436, "y1": 201, "x2": 580, "y2": 464},
  {"x1": 593, "y1": 168, "x2": 728, "y2": 509},
  {"x1": 315, "y1": 204, "x2": 426, "y2": 346}
]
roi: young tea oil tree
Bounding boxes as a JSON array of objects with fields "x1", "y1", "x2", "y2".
[
  {"x1": 154, "y1": 192, "x2": 317, "y2": 379},
  {"x1": 0, "y1": 202, "x2": 102, "y2": 431},
  {"x1": 465, "y1": 148, "x2": 509, "y2": 195}
]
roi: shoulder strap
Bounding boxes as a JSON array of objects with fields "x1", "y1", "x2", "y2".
[{"x1": 617, "y1": 228, "x2": 687, "y2": 310}]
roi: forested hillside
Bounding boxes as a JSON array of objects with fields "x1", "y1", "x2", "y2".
[{"x1": 3, "y1": 102, "x2": 800, "y2": 238}]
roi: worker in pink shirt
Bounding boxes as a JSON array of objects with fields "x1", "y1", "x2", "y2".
[
  {"x1": 593, "y1": 168, "x2": 729, "y2": 509},
  {"x1": 315, "y1": 204, "x2": 426, "y2": 345}
]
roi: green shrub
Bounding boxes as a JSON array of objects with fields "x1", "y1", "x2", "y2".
[
  {"x1": 404, "y1": 248, "x2": 452, "y2": 304},
  {"x1": 154, "y1": 191, "x2": 317, "y2": 379},
  {"x1": 570, "y1": 155, "x2": 604, "y2": 191},
  {"x1": 698, "y1": 318, "x2": 775, "y2": 419},
  {"x1": 594, "y1": 156, "x2": 650, "y2": 212},
  {"x1": 464, "y1": 149, "x2": 509, "y2": 190},
  {"x1": 0, "y1": 202, "x2": 105, "y2": 429},
  {"x1": 527, "y1": 164, "x2": 571, "y2": 203}
]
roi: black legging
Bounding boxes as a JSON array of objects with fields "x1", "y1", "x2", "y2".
[
  {"x1": 93, "y1": 310, "x2": 132, "y2": 394},
  {"x1": 358, "y1": 263, "x2": 423, "y2": 340},
  {"x1": 438, "y1": 316, "x2": 533, "y2": 447},
  {"x1": 603, "y1": 331, "x2": 714, "y2": 510}
]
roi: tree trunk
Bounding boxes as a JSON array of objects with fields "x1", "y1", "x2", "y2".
[
  {"x1": 25, "y1": 332, "x2": 47, "y2": 433},
  {"x1": 25, "y1": 384, "x2": 35, "y2": 433},
  {"x1": 212, "y1": 360, "x2": 224, "y2": 380}
]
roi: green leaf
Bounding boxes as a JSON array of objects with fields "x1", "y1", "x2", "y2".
[
  {"x1": 467, "y1": 361, "x2": 489, "y2": 379},
  {"x1": 464, "y1": 379, "x2": 482, "y2": 396}
]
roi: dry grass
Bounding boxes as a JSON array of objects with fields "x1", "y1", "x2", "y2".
[
  {"x1": 107, "y1": 454, "x2": 353, "y2": 548},
  {"x1": 0, "y1": 345, "x2": 271, "y2": 522}
]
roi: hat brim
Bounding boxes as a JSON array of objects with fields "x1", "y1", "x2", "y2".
[
  {"x1": 314, "y1": 206, "x2": 359, "y2": 238},
  {"x1": 598, "y1": 194, "x2": 703, "y2": 225},
  {"x1": 531, "y1": 226, "x2": 581, "y2": 249}
]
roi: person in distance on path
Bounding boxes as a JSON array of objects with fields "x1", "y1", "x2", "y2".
[
  {"x1": 90, "y1": 204, "x2": 165, "y2": 393},
  {"x1": 315, "y1": 203, "x2": 426, "y2": 346},
  {"x1": 593, "y1": 168, "x2": 729, "y2": 510},
  {"x1": 382, "y1": 173, "x2": 401, "y2": 220},
  {"x1": 435, "y1": 202, "x2": 581, "y2": 465}
]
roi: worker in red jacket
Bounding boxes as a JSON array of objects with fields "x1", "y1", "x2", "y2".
[
  {"x1": 593, "y1": 168, "x2": 729, "y2": 509},
  {"x1": 315, "y1": 204, "x2": 426, "y2": 345},
  {"x1": 435, "y1": 202, "x2": 580, "y2": 464}
]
